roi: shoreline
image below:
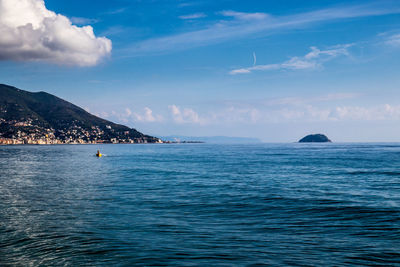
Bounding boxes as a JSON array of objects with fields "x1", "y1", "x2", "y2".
[{"x1": 0, "y1": 141, "x2": 205, "y2": 146}]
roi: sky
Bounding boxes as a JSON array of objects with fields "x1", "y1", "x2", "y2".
[{"x1": 1, "y1": 0, "x2": 400, "y2": 142}]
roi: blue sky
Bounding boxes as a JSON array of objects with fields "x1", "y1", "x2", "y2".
[{"x1": 1, "y1": 0, "x2": 400, "y2": 142}]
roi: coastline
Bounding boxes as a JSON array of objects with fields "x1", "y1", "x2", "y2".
[
  {"x1": 0, "y1": 140, "x2": 204, "y2": 146},
  {"x1": 0, "y1": 139, "x2": 163, "y2": 145}
]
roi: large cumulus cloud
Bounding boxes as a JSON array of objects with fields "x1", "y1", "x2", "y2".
[{"x1": 0, "y1": 0, "x2": 111, "y2": 66}]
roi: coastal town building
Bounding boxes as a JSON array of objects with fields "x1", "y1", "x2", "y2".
[{"x1": 0, "y1": 119, "x2": 163, "y2": 145}]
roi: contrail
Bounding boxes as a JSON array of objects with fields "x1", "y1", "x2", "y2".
[{"x1": 253, "y1": 52, "x2": 257, "y2": 66}]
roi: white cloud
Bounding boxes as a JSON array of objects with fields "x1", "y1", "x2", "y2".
[
  {"x1": 133, "y1": 107, "x2": 159, "y2": 122},
  {"x1": 220, "y1": 10, "x2": 269, "y2": 20},
  {"x1": 104, "y1": 107, "x2": 162, "y2": 123},
  {"x1": 182, "y1": 94, "x2": 400, "y2": 124},
  {"x1": 102, "y1": 7, "x2": 127, "y2": 15},
  {"x1": 230, "y1": 45, "x2": 351, "y2": 74},
  {"x1": 99, "y1": 26, "x2": 128, "y2": 37},
  {"x1": 168, "y1": 105, "x2": 203, "y2": 124},
  {"x1": 331, "y1": 104, "x2": 400, "y2": 121},
  {"x1": 179, "y1": 13, "x2": 206, "y2": 20},
  {"x1": 169, "y1": 105, "x2": 180, "y2": 116},
  {"x1": 385, "y1": 33, "x2": 400, "y2": 46},
  {"x1": 93, "y1": 98, "x2": 400, "y2": 129},
  {"x1": 0, "y1": 0, "x2": 112, "y2": 66},
  {"x1": 129, "y1": 3, "x2": 400, "y2": 55},
  {"x1": 70, "y1": 17, "x2": 99, "y2": 25},
  {"x1": 229, "y1": 68, "x2": 252, "y2": 74},
  {"x1": 212, "y1": 103, "x2": 400, "y2": 124},
  {"x1": 264, "y1": 93, "x2": 358, "y2": 106},
  {"x1": 125, "y1": 108, "x2": 132, "y2": 116}
]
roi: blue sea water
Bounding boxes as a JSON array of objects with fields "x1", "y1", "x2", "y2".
[{"x1": 0, "y1": 143, "x2": 400, "y2": 266}]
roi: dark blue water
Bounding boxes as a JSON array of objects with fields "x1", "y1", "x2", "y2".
[{"x1": 1, "y1": 143, "x2": 400, "y2": 266}]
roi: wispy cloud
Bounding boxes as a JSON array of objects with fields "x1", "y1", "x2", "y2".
[
  {"x1": 230, "y1": 44, "x2": 352, "y2": 74},
  {"x1": 100, "y1": 26, "x2": 129, "y2": 37},
  {"x1": 109, "y1": 107, "x2": 162, "y2": 123},
  {"x1": 128, "y1": 3, "x2": 400, "y2": 55},
  {"x1": 70, "y1": 17, "x2": 99, "y2": 25},
  {"x1": 385, "y1": 33, "x2": 400, "y2": 46},
  {"x1": 92, "y1": 94, "x2": 400, "y2": 127},
  {"x1": 168, "y1": 105, "x2": 205, "y2": 124},
  {"x1": 178, "y1": 2, "x2": 198, "y2": 8},
  {"x1": 211, "y1": 103, "x2": 400, "y2": 124},
  {"x1": 212, "y1": 93, "x2": 400, "y2": 123},
  {"x1": 179, "y1": 13, "x2": 207, "y2": 20},
  {"x1": 263, "y1": 93, "x2": 359, "y2": 107},
  {"x1": 330, "y1": 104, "x2": 400, "y2": 121},
  {"x1": 133, "y1": 107, "x2": 161, "y2": 122},
  {"x1": 102, "y1": 7, "x2": 128, "y2": 15},
  {"x1": 220, "y1": 10, "x2": 269, "y2": 20}
]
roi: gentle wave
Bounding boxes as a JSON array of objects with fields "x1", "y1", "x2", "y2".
[{"x1": 1, "y1": 143, "x2": 400, "y2": 266}]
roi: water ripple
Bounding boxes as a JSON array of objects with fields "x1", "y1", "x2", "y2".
[{"x1": 1, "y1": 143, "x2": 400, "y2": 266}]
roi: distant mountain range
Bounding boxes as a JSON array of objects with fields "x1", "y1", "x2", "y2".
[
  {"x1": 0, "y1": 84, "x2": 160, "y2": 144},
  {"x1": 161, "y1": 135, "x2": 262, "y2": 144}
]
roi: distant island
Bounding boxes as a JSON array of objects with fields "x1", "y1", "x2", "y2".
[
  {"x1": 0, "y1": 84, "x2": 162, "y2": 145},
  {"x1": 299, "y1": 134, "x2": 331, "y2": 143}
]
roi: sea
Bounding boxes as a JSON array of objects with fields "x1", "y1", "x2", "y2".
[{"x1": 0, "y1": 143, "x2": 399, "y2": 266}]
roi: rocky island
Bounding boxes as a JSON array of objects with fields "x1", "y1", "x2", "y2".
[
  {"x1": 0, "y1": 84, "x2": 162, "y2": 145},
  {"x1": 299, "y1": 134, "x2": 331, "y2": 143}
]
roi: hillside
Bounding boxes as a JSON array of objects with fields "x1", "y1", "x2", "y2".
[{"x1": 0, "y1": 84, "x2": 160, "y2": 144}]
